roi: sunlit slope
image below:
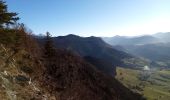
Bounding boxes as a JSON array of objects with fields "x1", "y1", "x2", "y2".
[
  {"x1": 116, "y1": 67, "x2": 170, "y2": 100},
  {"x1": 0, "y1": 44, "x2": 54, "y2": 100}
]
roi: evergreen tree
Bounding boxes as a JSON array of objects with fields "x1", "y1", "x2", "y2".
[
  {"x1": 0, "y1": 0, "x2": 19, "y2": 28},
  {"x1": 43, "y1": 32, "x2": 57, "y2": 75},
  {"x1": 44, "y1": 32, "x2": 56, "y2": 59}
]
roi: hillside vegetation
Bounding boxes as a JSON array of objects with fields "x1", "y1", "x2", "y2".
[
  {"x1": 0, "y1": 29, "x2": 55, "y2": 100},
  {"x1": 37, "y1": 34, "x2": 149, "y2": 76},
  {"x1": 0, "y1": 28, "x2": 146, "y2": 100},
  {"x1": 0, "y1": 1, "x2": 145, "y2": 99}
]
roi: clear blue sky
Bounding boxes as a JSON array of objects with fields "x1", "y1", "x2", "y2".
[{"x1": 5, "y1": 0, "x2": 170, "y2": 37}]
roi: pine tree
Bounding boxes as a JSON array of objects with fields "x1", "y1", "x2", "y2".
[
  {"x1": 0, "y1": 0, "x2": 19, "y2": 28},
  {"x1": 43, "y1": 32, "x2": 57, "y2": 75},
  {"x1": 44, "y1": 32, "x2": 56, "y2": 59}
]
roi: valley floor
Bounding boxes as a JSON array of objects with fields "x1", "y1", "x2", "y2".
[{"x1": 116, "y1": 67, "x2": 170, "y2": 100}]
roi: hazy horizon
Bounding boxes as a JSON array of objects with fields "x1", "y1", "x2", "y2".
[
  {"x1": 6, "y1": 0, "x2": 170, "y2": 37},
  {"x1": 47, "y1": 32, "x2": 165, "y2": 38}
]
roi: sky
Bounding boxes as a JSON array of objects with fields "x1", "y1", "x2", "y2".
[{"x1": 5, "y1": 0, "x2": 170, "y2": 37}]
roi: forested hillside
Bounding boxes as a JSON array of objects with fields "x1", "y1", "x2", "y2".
[{"x1": 0, "y1": 1, "x2": 145, "y2": 100}]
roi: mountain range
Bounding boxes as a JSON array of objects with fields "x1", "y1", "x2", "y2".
[
  {"x1": 37, "y1": 34, "x2": 148, "y2": 76},
  {"x1": 0, "y1": 30, "x2": 145, "y2": 100},
  {"x1": 102, "y1": 32, "x2": 170, "y2": 68},
  {"x1": 103, "y1": 35, "x2": 160, "y2": 46},
  {"x1": 153, "y1": 32, "x2": 170, "y2": 42}
]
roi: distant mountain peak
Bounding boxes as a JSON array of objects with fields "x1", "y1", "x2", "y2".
[{"x1": 66, "y1": 34, "x2": 80, "y2": 37}]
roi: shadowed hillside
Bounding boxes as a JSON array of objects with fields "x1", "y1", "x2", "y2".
[
  {"x1": 42, "y1": 48, "x2": 145, "y2": 100},
  {"x1": 37, "y1": 34, "x2": 148, "y2": 76},
  {"x1": 0, "y1": 28, "x2": 146, "y2": 100}
]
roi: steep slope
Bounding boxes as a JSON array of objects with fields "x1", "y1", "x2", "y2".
[
  {"x1": 0, "y1": 44, "x2": 55, "y2": 100},
  {"x1": 84, "y1": 56, "x2": 116, "y2": 76},
  {"x1": 0, "y1": 28, "x2": 57, "y2": 99},
  {"x1": 0, "y1": 29, "x2": 145, "y2": 100},
  {"x1": 37, "y1": 34, "x2": 139, "y2": 76},
  {"x1": 42, "y1": 48, "x2": 145, "y2": 100}
]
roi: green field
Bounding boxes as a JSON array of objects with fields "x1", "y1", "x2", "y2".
[{"x1": 116, "y1": 67, "x2": 170, "y2": 100}]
